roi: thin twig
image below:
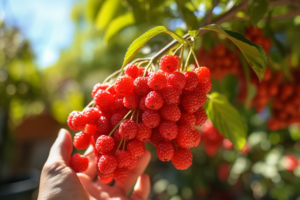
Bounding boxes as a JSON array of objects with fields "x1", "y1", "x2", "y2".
[{"x1": 204, "y1": 0, "x2": 220, "y2": 26}]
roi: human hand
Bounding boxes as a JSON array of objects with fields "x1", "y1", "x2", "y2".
[{"x1": 38, "y1": 129, "x2": 151, "y2": 200}]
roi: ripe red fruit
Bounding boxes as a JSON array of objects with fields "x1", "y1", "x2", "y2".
[
  {"x1": 159, "y1": 121, "x2": 178, "y2": 140},
  {"x1": 67, "y1": 111, "x2": 77, "y2": 130},
  {"x1": 97, "y1": 116, "x2": 111, "y2": 135},
  {"x1": 195, "y1": 66, "x2": 211, "y2": 83},
  {"x1": 160, "y1": 104, "x2": 181, "y2": 122},
  {"x1": 159, "y1": 86, "x2": 181, "y2": 105},
  {"x1": 111, "y1": 111, "x2": 127, "y2": 127},
  {"x1": 177, "y1": 112, "x2": 196, "y2": 127},
  {"x1": 92, "y1": 83, "x2": 108, "y2": 98},
  {"x1": 72, "y1": 111, "x2": 88, "y2": 131},
  {"x1": 167, "y1": 72, "x2": 186, "y2": 89},
  {"x1": 136, "y1": 123, "x2": 152, "y2": 143},
  {"x1": 184, "y1": 71, "x2": 199, "y2": 91},
  {"x1": 84, "y1": 107, "x2": 102, "y2": 125},
  {"x1": 127, "y1": 158, "x2": 138, "y2": 170},
  {"x1": 142, "y1": 109, "x2": 161, "y2": 128},
  {"x1": 172, "y1": 148, "x2": 192, "y2": 170},
  {"x1": 150, "y1": 128, "x2": 169, "y2": 147},
  {"x1": 70, "y1": 153, "x2": 89, "y2": 172},
  {"x1": 114, "y1": 76, "x2": 134, "y2": 95},
  {"x1": 145, "y1": 91, "x2": 163, "y2": 110},
  {"x1": 98, "y1": 154, "x2": 117, "y2": 174},
  {"x1": 115, "y1": 150, "x2": 131, "y2": 169},
  {"x1": 194, "y1": 108, "x2": 207, "y2": 126},
  {"x1": 176, "y1": 125, "x2": 194, "y2": 148},
  {"x1": 74, "y1": 132, "x2": 91, "y2": 150},
  {"x1": 85, "y1": 124, "x2": 98, "y2": 136},
  {"x1": 98, "y1": 172, "x2": 114, "y2": 183},
  {"x1": 94, "y1": 90, "x2": 114, "y2": 111},
  {"x1": 112, "y1": 96, "x2": 125, "y2": 112},
  {"x1": 191, "y1": 128, "x2": 201, "y2": 147},
  {"x1": 124, "y1": 64, "x2": 139, "y2": 79},
  {"x1": 127, "y1": 139, "x2": 146, "y2": 159},
  {"x1": 182, "y1": 93, "x2": 206, "y2": 113},
  {"x1": 114, "y1": 168, "x2": 129, "y2": 183},
  {"x1": 123, "y1": 94, "x2": 140, "y2": 109},
  {"x1": 119, "y1": 119, "x2": 138, "y2": 139},
  {"x1": 96, "y1": 135, "x2": 115, "y2": 154},
  {"x1": 198, "y1": 79, "x2": 212, "y2": 94},
  {"x1": 156, "y1": 141, "x2": 175, "y2": 161},
  {"x1": 134, "y1": 77, "x2": 151, "y2": 95},
  {"x1": 139, "y1": 96, "x2": 148, "y2": 111},
  {"x1": 148, "y1": 72, "x2": 167, "y2": 90},
  {"x1": 159, "y1": 55, "x2": 179, "y2": 73}
]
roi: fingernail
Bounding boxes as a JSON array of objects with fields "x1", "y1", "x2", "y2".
[{"x1": 58, "y1": 128, "x2": 66, "y2": 137}]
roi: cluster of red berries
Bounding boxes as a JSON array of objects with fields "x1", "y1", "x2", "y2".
[
  {"x1": 67, "y1": 54, "x2": 211, "y2": 183},
  {"x1": 201, "y1": 120, "x2": 249, "y2": 157},
  {"x1": 244, "y1": 26, "x2": 272, "y2": 53}
]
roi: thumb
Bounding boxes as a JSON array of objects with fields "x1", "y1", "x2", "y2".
[{"x1": 47, "y1": 128, "x2": 73, "y2": 164}]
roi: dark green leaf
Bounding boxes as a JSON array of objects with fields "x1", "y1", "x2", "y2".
[
  {"x1": 200, "y1": 24, "x2": 267, "y2": 81},
  {"x1": 206, "y1": 92, "x2": 247, "y2": 151},
  {"x1": 249, "y1": 0, "x2": 269, "y2": 26}
]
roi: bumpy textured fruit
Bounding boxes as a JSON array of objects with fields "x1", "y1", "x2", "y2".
[
  {"x1": 127, "y1": 139, "x2": 146, "y2": 159},
  {"x1": 114, "y1": 168, "x2": 129, "y2": 183},
  {"x1": 94, "y1": 90, "x2": 114, "y2": 110},
  {"x1": 112, "y1": 96, "x2": 125, "y2": 112},
  {"x1": 97, "y1": 116, "x2": 111, "y2": 135},
  {"x1": 176, "y1": 125, "x2": 194, "y2": 148},
  {"x1": 92, "y1": 83, "x2": 108, "y2": 98},
  {"x1": 184, "y1": 72, "x2": 199, "y2": 91},
  {"x1": 127, "y1": 158, "x2": 138, "y2": 170},
  {"x1": 115, "y1": 150, "x2": 131, "y2": 169},
  {"x1": 172, "y1": 148, "x2": 192, "y2": 170},
  {"x1": 159, "y1": 121, "x2": 178, "y2": 140},
  {"x1": 136, "y1": 123, "x2": 152, "y2": 143},
  {"x1": 198, "y1": 79, "x2": 212, "y2": 94},
  {"x1": 124, "y1": 64, "x2": 139, "y2": 79},
  {"x1": 156, "y1": 141, "x2": 175, "y2": 161},
  {"x1": 70, "y1": 153, "x2": 89, "y2": 172},
  {"x1": 134, "y1": 77, "x2": 151, "y2": 95},
  {"x1": 159, "y1": 87, "x2": 181, "y2": 105},
  {"x1": 191, "y1": 128, "x2": 201, "y2": 147},
  {"x1": 84, "y1": 107, "x2": 102, "y2": 125},
  {"x1": 119, "y1": 119, "x2": 138, "y2": 139},
  {"x1": 167, "y1": 72, "x2": 186, "y2": 89},
  {"x1": 98, "y1": 172, "x2": 114, "y2": 183},
  {"x1": 111, "y1": 111, "x2": 127, "y2": 127},
  {"x1": 96, "y1": 135, "x2": 115, "y2": 154},
  {"x1": 145, "y1": 91, "x2": 163, "y2": 110},
  {"x1": 194, "y1": 108, "x2": 207, "y2": 126},
  {"x1": 123, "y1": 94, "x2": 140, "y2": 109},
  {"x1": 160, "y1": 104, "x2": 181, "y2": 122},
  {"x1": 67, "y1": 111, "x2": 77, "y2": 130},
  {"x1": 74, "y1": 132, "x2": 91, "y2": 150},
  {"x1": 181, "y1": 94, "x2": 202, "y2": 113},
  {"x1": 195, "y1": 66, "x2": 211, "y2": 83},
  {"x1": 177, "y1": 112, "x2": 196, "y2": 127},
  {"x1": 72, "y1": 111, "x2": 88, "y2": 131},
  {"x1": 139, "y1": 96, "x2": 148, "y2": 111},
  {"x1": 159, "y1": 55, "x2": 179, "y2": 73},
  {"x1": 148, "y1": 72, "x2": 167, "y2": 90},
  {"x1": 98, "y1": 154, "x2": 117, "y2": 174},
  {"x1": 142, "y1": 109, "x2": 161, "y2": 128},
  {"x1": 150, "y1": 128, "x2": 169, "y2": 147},
  {"x1": 85, "y1": 124, "x2": 98, "y2": 136},
  {"x1": 114, "y1": 76, "x2": 134, "y2": 95}
]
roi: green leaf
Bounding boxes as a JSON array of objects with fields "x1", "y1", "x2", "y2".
[
  {"x1": 95, "y1": 0, "x2": 120, "y2": 29},
  {"x1": 122, "y1": 26, "x2": 185, "y2": 68},
  {"x1": 249, "y1": 0, "x2": 269, "y2": 26},
  {"x1": 188, "y1": 30, "x2": 200, "y2": 39},
  {"x1": 199, "y1": 24, "x2": 267, "y2": 81},
  {"x1": 104, "y1": 12, "x2": 135, "y2": 41},
  {"x1": 206, "y1": 92, "x2": 247, "y2": 151}
]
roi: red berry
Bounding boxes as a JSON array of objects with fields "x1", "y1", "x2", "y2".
[
  {"x1": 134, "y1": 77, "x2": 151, "y2": 95},
  {"x1": 123, "y1": 93, "x2": 140, "y2": 109},
  {"x1": 194, "y1": 108, "x2": 207, "y2": 126},
  {"x1": 72, "y1": 111, "x2": 88, "y2": 130},
  {"x1": 148, "y1": 72, "x2": 167, "y2": 90},
  {"x1": 172, "y1": 148, "x2": 192, "y2": 170},
  {"x1": 119, "y1": 119, "x2": 138, "y2": 139},
  {"x1": 184, "y1": 71, "x2": 199, "y2": 91},
  {"x1": 97, "y1": 116, "x2": 111, "y2": 135},
  {"x1": 114, "y1": 76, "x2": 134, "y2": 95},
  {"x1": 115, "y1": 150, "x2": 131, "y2": 169},
  {"x1": 150, "y1": 128, "x2": 169, "y2": 147},
  {"x1": 112, "y1": 96, "x2": 125, "y2": 112},
  {"x1": 195, "y1": 66, "x2": 211, "y2": 83},
  {"x1": 70, "y1": 153, "x2": 89, "y2": 172},
  {"x1": 159, "y1": 55, "x2": 179, "y2": 73},
  {"x1": 136, "y1": 123, "x2": 152, "y2": 143},
  {"x1": 176, "y1": 125, "x2": 194, "y2": 148},
  {"x1": 113, "y1": 129, "x2": 122, "y2": 144},
  {"x1": 84, "y1": 107, "x2": 102, "y2": 125},
  {"x1": 156, "y1": 141, "x2": 175, "y2": 161},
  {"x1": 124, "y1": 64, "x2": 139, "y2": 79},
  {"x1": 145, "y1": 91, "x2": 163, "y2": 110},
  {"x1": 198, "y1": 79, "x2": 212, "y2": 94},
  {"x1": 159, "y1": 86, "x2": 181, "y2": 105},
  {"x1": 127, "y1": 139, "x2": 146, "y2": 159},
  {"x1": 160, "y1": 105, "x2": 181, "y2": 122},
  {"x1": 85, "y1": 124, "x2": 98, "y2": 136},
  {"x1": 142, "y1": 109, "x2": 161, "y2": 128},
  {"x1": 191, "y1": 128, "x2": 201, "y2": 147},
  {"x1": 127, "y1": 158, "x2": 138, "y2": 170},
  {"x1": 114, "y1": 168, "x2": 129, "y2": 183},
  {"x1": 159, "y1": 121, "x2": 178, "y2": 140},
  {"x1": 96, "y1": 135, "x2": 115, "y2": 154},
  {"x1": 98, "y1": 172, "x2": 114, "y2": 183},
  {"x1": 182, "y1": 94, "x2": 204, "y2": 113},
  {"x1": 67, "y1": 111, "x2": 77, "y2": 130},
  {"x1": 167, "y1": 72, "x2": 186, "y2": 89},
  {"x1": 177, "y1": 112, "x2": 196, "y2": 127},
  {"x1": 92, "y1": 83, "x2": 108, "y2": 98},
  {"x1": 111, "y1": 110, "x2": 127, "y2": 127},
  {"x1": 98, "y1": 154, "x2": 117, "y2": 174},
  {"x1": 94, "y1": 90, "x2": 114, "y2": 111},
  {"x1": 139, "y1": 96, "x2": 148, "y2": 111},
  {"x1": 223, "y1": 139, "x2": 233, "y2": 149},
  {"x1": 74, "y1": 132, "x2": 91, "y2": 150}
]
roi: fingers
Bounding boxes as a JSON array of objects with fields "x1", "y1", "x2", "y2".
[
  {"x1": 115, "y1": 150, "x2": 151, "y2": 196},
  {"x1": 130, "y1": 174, "x2": 150, "y2": 200},
  {"x1": 79, "y1": 145, "x2": 97, "y2": 180},
  {"x1": 46, "y1": 128, "x2": 73, "y2": 164}
]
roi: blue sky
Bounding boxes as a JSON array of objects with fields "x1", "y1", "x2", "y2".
[{"x1": 1, "y1": 0, "x2": 75, "y2": 67}]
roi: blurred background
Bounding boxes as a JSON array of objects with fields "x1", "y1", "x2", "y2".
[{"x1": 1, "y1": 0, "x2": 300, "y2": 199}]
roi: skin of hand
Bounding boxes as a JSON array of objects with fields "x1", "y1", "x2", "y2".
[{"x1": 38, "y1": 128, "x2": 151, "y2": 200}]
